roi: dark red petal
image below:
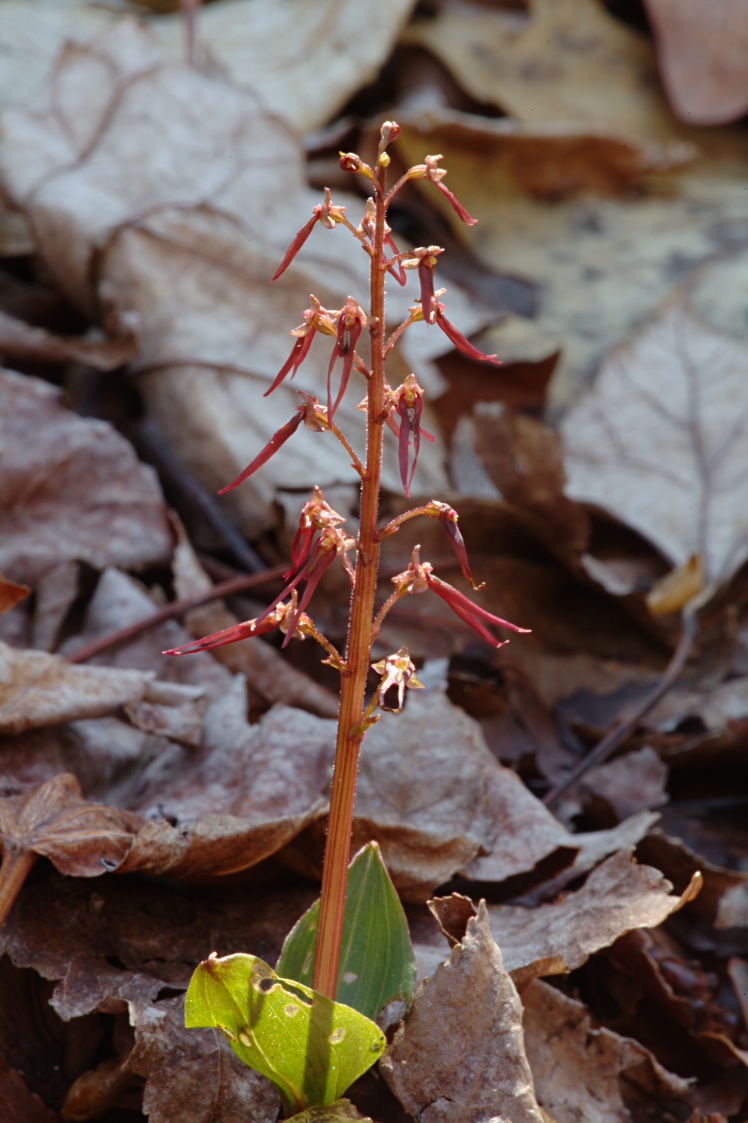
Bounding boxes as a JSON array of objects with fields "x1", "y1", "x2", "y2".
[
  {"x1": 271, "y1": 214, "x2": 319, "y2": 281},
  {"x1": 217, "y1": 411, "x2": 304, "y2": 494},
  {"x1": 427, "y1": 573, "x2": 530, "y2": 633},
  {"x1": 434, "y1": 181, "x2": 478, "y2": 226},
  {"x1": 436, "y1": 310, "x2": 500, "y2": 365},
  {"x1": 280, "y1": 549, "x2": 337, "y2": 646},
  {"x1": 163, "y1": 618, "x2": 273, "y2": 655}
]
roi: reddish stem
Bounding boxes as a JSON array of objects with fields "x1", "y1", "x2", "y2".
[{"x1": 312, "y1": 160, "x2": 389, "y2": 999}]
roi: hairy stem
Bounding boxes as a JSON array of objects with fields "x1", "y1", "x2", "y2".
[{"x1": 312, "y1": 160, "x2": 388, "y2": 999}]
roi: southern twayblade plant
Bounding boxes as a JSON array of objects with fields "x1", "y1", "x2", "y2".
[{"x1": 167, "y1": 122, "x2": 529, "y2": 1112}]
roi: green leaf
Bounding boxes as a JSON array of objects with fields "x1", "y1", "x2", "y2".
[
  {"x1": 277, "y1": 841, "x2": 415, "y2": 1020},
  {"x1": 184, "y1": 953, "x2": 385, "y2": 1114}
]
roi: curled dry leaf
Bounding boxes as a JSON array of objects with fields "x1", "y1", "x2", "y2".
[
  {"x1": 0, "y1": 773, "x2": 135, "y2": 877},
  {"x1": 644, "y1": 0, "x2": 748, "y2": 126},
  {"x1": 523, "y1": 978, "x2": 690, "y2": 1122},
  {"x1": 0, "y1": 641, "x2": 154, "y2": 734},
  {"x1": 395, "y1": 107, "x2": 692, "y2": 200},
  {"x1": 0, "y1": 773, "x2": 136, "y2": 928},
  {"x1": 381, "y1": 902, "x2": 543, "y2": 1123},
  {"x1": 0, "y1": 371, "x2": 172, "y2": 584},
  {"x1": 561, "y1": 299, "x2": 748, "y2": 592},
  {"x1": 484, "y1": 850, "x2": 700, "y2": 985}
]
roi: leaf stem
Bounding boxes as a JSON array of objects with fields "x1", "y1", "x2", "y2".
[
  {"x1": 312, "y1": 163, "x2": 389, "y2": 999},
  {"x1": 0, "y1": 848, "x2": 36, "y2": 927}
]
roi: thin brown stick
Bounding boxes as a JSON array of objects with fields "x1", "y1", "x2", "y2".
[
  {"x1": 67, "y1": 565, "x2": 286, "y2": 664},
  {"x1": 543, "y1": 611, "x2": 698, "y2": 810}
]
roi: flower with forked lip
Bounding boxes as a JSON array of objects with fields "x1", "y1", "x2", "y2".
[
  {"x1": 287, "y1": 486, "x2": 347, "y2": 577},
  {"x1": 264, "y1": 296, "x2": 336, "y2": 398},
  {"x1": 371, "y1": 647, "x2": 424, "y2": 712},
  {"x1": 392, "y1": 546, "x2": 530, "y2": 649},
  {"x1": 402, "y1": 246, "x2": 443, "y2": 324},
  {"x1": 327, "y1": 297, "x2": 367, "y2": 419},
  {"x1": 424, "y1": 500, "x2": 482, "y2": 590},
  {"x1": 388, "y1": 374, "x2": 433, "y2": 497},
  {"x1": 255, "y1": 524, "x2": 354, "y2": 647}
]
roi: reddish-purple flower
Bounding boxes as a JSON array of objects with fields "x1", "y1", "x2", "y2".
[
  {"x1": 162, "y1": 600, "x2": 304, "y2": 656},
  {"x1": 389, "y1": 374, "x2": 434, "y2": 497},
  {"x1": 327, "y1": 297, "x2": 367, "y2": 419},
  {"x1": 409, "y1": 297, "x2": 500, "y2": 365},
  {"x1": 255, "y1": 525, "x2": 351, "y2": 647},
  {"x1": 287, "y1": 486, "x2": 346, "y2": 577},
  {"x1": 425, "y1": 500, "x2": 482, "y2": 589},
  {"x1": 272, "y1": 189, "x2": 347, "y2": 282},
  {"x1": 415, "y1": 155, "x2": 477, "y2": 226},
  {"x1": 392, "y1": 546, "x2": 530, "y2": 648},
  {"x1": 218, "y1": 396, "x2": 327, "y2": 494},
  {"x1": 402, "y1": 246, "x2": 443, "y2": 323},
  {"x1": 265, "y1": 296, "x2": 335, "y2": 398},
  {"x1": 371, "y1": 647, "x2": 424, "y2": 712}
]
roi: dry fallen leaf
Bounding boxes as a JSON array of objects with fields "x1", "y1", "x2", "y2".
[
  {"x1": 381, "y1": 902, "x2": 543, "y2": 1123},
  {"x1": 0, "y1": 309, "x2": 133, "y2": 369},
  {"x1": 0, "y1": 642, "x2": 158, "y2": 734},
  {"x1": 0, "y1": 773, "x2": 136, "y2": 927},
  {"x1": 561, "y1": 298, "x2": 748, "y2": 591},
  {"x1": 0, "y1": 23, "x2": 465, "y2": 534},
  {"x1": 120, "y1": 678, "x2": 335, "y2": 879},
  {"x1": 581, "y1": 746, "x2": 669, "y2": 820},
  {"x1": 0, "y1": 370, "x2": 172, "y2": 584},
  {"x1": 483, "y1": 850, "x2": 698, "y2": 985},
  {"x1": 153, "y1": 0, "x2": 418, "y2": 132},
  {"x1": 129, "y1": 994, "x2": 280, "y2": 1123},
  {"x1": 523, "y1": 978, "x2": 690, "y2": 1121},
  {"x1": 0, "y1": 773, "x2": 136, "y2": 877},
  {"x1": 644, "y1": 0, "x2": 748, "y2": 126},
  {"x1": 393, "y1": 108, "x2": 748, "y2": 411},
  {"x1": 404, "y1": 0, "x2": 687, "y2": 139}
]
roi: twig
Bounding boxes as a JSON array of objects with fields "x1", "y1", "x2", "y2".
[
  {"x1": 66, "y1": 565, "x2": 286, "y2": 664},
  {"x1": 543, "y1": 609, "x2": 699, "y2": 810}
]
